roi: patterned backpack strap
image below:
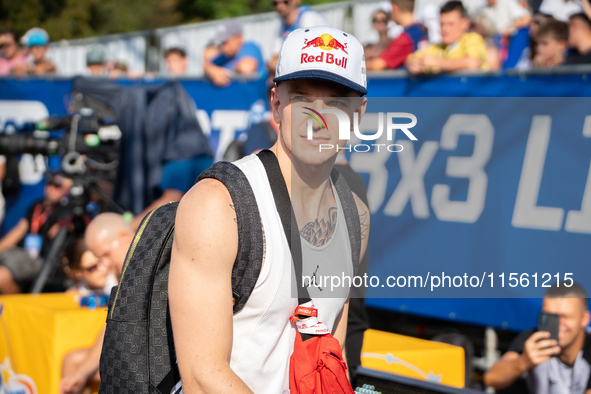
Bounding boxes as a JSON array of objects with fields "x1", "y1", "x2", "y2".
[
  {"x1": 197, "y1": 161, "x2": 264, "y2": 313},
  {"x1": 330, "y1": 167, "x2": 361, "y2": 270}
]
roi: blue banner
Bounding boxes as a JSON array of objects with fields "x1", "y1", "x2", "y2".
[
  {"x1": 350, "y1": 97, "x2": 591, "y2": 300},
  {"x1": 2, "y1": 74, "x2": 591, "y2": 331}
]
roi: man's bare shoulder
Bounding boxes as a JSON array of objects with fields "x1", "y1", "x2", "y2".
[
  {"x1": 177, "y1": 178, "x2": 234, "y2": 219},
  {"x1": 174, "y1": 178, "x2": 238, "y2": 262}
]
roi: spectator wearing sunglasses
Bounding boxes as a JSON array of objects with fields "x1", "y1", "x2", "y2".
[
  {"x1": 0, "y1": 29, "x2": 27, "y2": 76},
  {"x1": 63, "y1": 237, "x2": 117, "y2": 295},
  {"x1": 0, "y1": 173, "x2": 72, "y2": 294},
  {"x1": 267, "y1": 0, "x2": 329, "y2": 75},
  {"x1": 367, "y1": 0, "x2": 428, "y2": 70},
  {"x1": 364, "y1": 10, "x2": 392, "y2": 62}
]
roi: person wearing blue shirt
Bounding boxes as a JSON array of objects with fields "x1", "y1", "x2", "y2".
[
  {"x1": 268, "y1": 0, "x2": 329, "y2": 73},
  {"x1": 204, "y1": 19, "x2": 266, "y2": 87}
]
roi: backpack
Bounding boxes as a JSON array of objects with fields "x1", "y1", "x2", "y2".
[{"x1": 98, "y1": 150, "x2": 360, "y2": 393}]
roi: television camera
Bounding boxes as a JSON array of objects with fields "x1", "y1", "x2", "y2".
[{"x1": 0, "y1": 108, "x2": 123, "y2": 293}]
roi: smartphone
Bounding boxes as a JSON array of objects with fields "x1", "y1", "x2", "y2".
[{"x1": 537, "y1": 311, "x2": 559, "y2": 343}]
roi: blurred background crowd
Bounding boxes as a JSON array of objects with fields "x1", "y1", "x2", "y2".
[
  {"x1": 2, "y1": 0, "x2": 591, "y2": 80},
  {"x1": 1, "y1": 0, "x2": 591, "y2": 393}
]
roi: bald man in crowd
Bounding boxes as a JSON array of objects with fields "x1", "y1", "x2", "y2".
[{"x1": 59, "y1": 213, "x2": 134, "y2": 394}]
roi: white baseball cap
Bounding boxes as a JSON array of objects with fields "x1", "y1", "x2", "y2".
[{"x1": 274, "y1": 26, "x2": 367, "y2": 96}]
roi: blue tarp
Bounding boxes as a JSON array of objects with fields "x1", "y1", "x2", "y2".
[{"x1": 1, "y1": 73, "x2": 591, "y2": 331}]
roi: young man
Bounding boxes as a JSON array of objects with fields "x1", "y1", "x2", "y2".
[
  {"x1": 164, "y1": 47, "x2": 188, "y2": 75},
  {"x1": 86, "y1": 47, "x2": 106, "y2": 76},
  {"x1": 204, "y1": 19, "x2": 266, "y2": 87},
  {"x1": 170, "y1": 26, "x2": 370, "y2": 393},
  {"x1": 566, "y1": 13, "x2": 591, "y2": 64},
  {"x1": 484, "y1": 283, "x2": 591, "y2": 393},
  {"x1": 268, "y1": 0, "x2": 329, "y2": 73},
  {"x1": 405, "y1": 0, "x2": 488, "y2": 74},
  {"x1": 367, "y1": 0, "x2": 428, "y2": 71},
  {"x1": 477, "y1": 0, "x2": 531, "y2": 36},
  {"x1": 21, "y1": 28, "x2": 57, "y2": 76},
  {"x1": 532, "y1": 19, "x2": 569, "y2": 67}
]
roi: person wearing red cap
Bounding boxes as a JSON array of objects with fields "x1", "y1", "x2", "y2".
[{"x1": 170, "y1": 26, "x2": 370, "y2": 393}]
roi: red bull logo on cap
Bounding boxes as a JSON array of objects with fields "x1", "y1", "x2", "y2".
[{"x1": 301, "y1": 33, "x2": 348, "y2": 69}]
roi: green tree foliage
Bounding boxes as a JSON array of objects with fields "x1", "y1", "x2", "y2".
[{"x1": 0, "y1": 0, "x2": 338, "y2": 41}]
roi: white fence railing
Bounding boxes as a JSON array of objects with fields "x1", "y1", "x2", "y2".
[
  {"x1": 47, "y1": 32, "x2": 149, "y2": 76},
  {"x1": 46, "y1": 0, "x2": 489, "y2": 77}
]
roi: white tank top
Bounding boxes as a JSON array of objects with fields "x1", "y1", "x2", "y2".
[{"x1": 229, "y1": 154, "x2": 353, "y2": 393}]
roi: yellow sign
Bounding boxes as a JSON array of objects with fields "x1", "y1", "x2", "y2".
[
  {"x1": 361, "y1": 329, "x2": 465, "y2": 388},
  {"x1": 0, "y1": 293, "x2": 107, "y2": 394}
]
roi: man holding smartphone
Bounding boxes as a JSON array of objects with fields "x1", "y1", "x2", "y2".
[{"x1": 484, "y1": 282, "x2": 591, "y2": 394}]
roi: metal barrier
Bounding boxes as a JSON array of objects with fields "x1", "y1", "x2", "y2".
[
  {"x1": 48, "y1": 32, "x2": 150, "y2": 77},
  {"x1": 47, "y1": 1, "x2": 353, "y2": 77}
]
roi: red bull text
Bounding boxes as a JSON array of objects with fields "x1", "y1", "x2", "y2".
[{"x1": 301, "y1": 34, "x2": 348, "y2": 69}]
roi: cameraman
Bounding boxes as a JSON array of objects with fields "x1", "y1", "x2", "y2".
[
  {"x1": 484, "y1": 282, "x2": 591, "y2": 393},
  {"x1": 0, "y1": 173, "x2": 72, "y2": 293}
]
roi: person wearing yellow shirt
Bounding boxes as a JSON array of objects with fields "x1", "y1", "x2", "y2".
[{"x1": 405, "y1": 0, "x2": 489, "y2": 73}]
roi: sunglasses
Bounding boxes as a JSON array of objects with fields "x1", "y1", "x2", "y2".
[
  {"x1": 47, "y1": 180, "x2": 64, "y2": 188},
  {"x1": 272, "y1": 0, "x2": 289, "y2": 6},
  {"x1": 373, "y1": 18, "x2": 388, "y2": 23},
  {"x1": 81, "y1": 263, "x2": 99, "y2": 273}
]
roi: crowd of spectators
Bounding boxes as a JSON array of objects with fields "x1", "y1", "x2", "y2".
[
  {"x1": 362, "y1": 0, "x2": 591, "y2": 73},
  {"x1": 0, "y1": 28, "x2": 56, "y2": 76},
  {"x1": 3, "y1": 0, "x2": 591, "y2": 80}
]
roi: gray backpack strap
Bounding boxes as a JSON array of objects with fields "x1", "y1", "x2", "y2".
[
  {"x1": 197, "y1": 161, "x2": 264, "y2": 313},
  {"x1": 330, "y1": 168, "x2": 361, "y2": 270}
]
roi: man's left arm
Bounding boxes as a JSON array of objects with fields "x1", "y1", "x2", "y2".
[
  {"x1": 424, "y1": 34, "x2": 486, "y2": 72},
  {"x1": 352, "y1": 193, "x2": 370, "y2": 261},
  {"x1": 235, "y1": 44, "x2": 262, "y2": 74},
  {"x1": 423, "y1": 55, "x2": 481, "y2": 72},
  {"x1": 235, "y1": 57, "x2": 259, "y2": 74},
  {"x1": 333, "y1": 298, "x2": 350, "y2": 348}
]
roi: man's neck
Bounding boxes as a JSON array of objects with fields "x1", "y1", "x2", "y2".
[
  {"x1": 8, "y1": 51, "x2": 22, "y2": 61},
  {"x1": 577, "y1": 37, "x2": 591, "y2": 55},
  {"x1": 270, "y1": 140, "x2": 336, "y2": 226},
  {"x1": 397, "y1": 13, "x2": 416, "y2": 29},
  {"x1": 284, "y1": 7, "x2": 300, "y2": 27},
  {"x1": 559, "y1": 330, "x2": 586, "y2": 366},
  {"x1": 548, "y1": 52, "x2": 565, "y2": 67}
]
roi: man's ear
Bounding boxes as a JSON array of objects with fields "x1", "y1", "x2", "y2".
[
  {"x1": 355, "y1": 97, "x2": 368, "y2": 123},
  {"x1": 582, "y1": 309, "x2": 590, "y2": 328},
  {"x1": 271, "y1": 86, "x2": 282, "y2": 124},
  {"x1": 461, "y1": 17, "x2": 471, "y2": 32},
  {"x1": 119, "y1": 229, "x2": 133, "y2": 244}
]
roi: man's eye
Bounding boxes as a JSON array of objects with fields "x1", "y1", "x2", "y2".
[
  {"x1": 292, "y1": 96, "x2": 309, "y2": 102},
  {"x1": 328, "y1": 100, "x2": 346, "y2": 107}
]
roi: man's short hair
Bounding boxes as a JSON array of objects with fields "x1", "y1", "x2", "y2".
[
  {"x1": 544, "y1": 281, "x2": 588, "y2": 310},
  {"x1": 164, "y1": 47, "x2": 187, "y2": 58},
  {"x1": 440, "y1": 0, "x2": 467, "y2": 18},
  {"x1": 392, "y1": 0, "x2": 415, "y2": 13},
  {"x1": 570, "y1": 12, "x2": 591, "y2": 30},
  {"x1": 536, "y1": 20, "x2": 569, "y2": 41}
]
